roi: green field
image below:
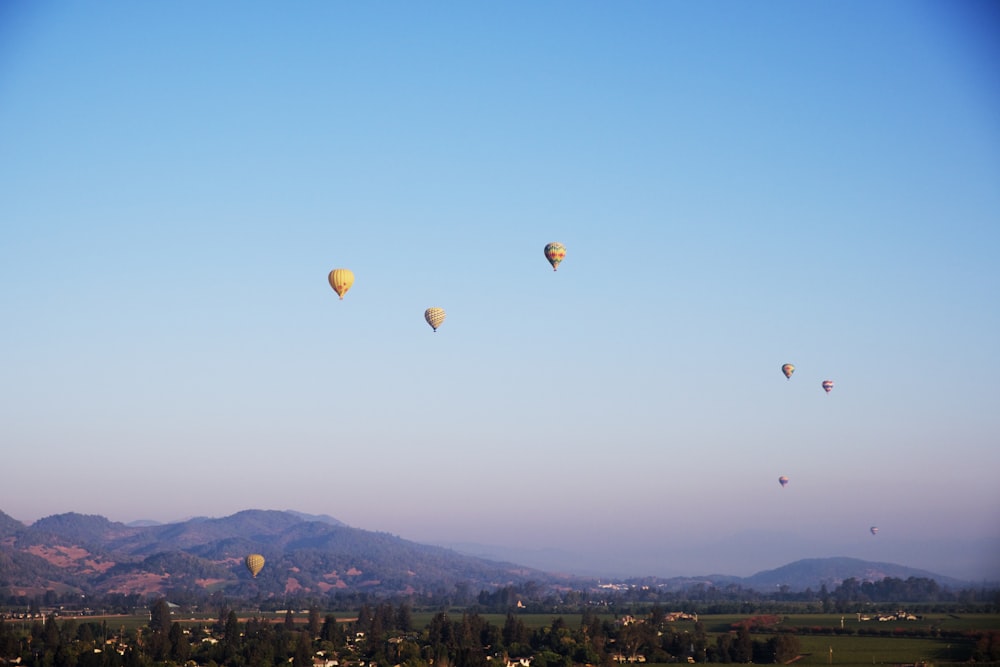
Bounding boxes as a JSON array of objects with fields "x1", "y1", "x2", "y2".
[{"x1": 793, "y1": 634, "x2": 978, "y2": 665}]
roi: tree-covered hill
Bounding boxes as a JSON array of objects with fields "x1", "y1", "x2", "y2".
[
  {"x1": 0, "y1": 510, "x2": 26, "y2": 539},
  {"x1": 2, "y1": 508, "x2": 987, "y2": 604},
  {"x1": 742, "y1": 556, "x2": 970, "y2": 591},
  {"x1": 0, "y1": 508, "x2": 560, "y2": 600}
]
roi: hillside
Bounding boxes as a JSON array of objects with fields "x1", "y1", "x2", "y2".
[
  {"x1": 1, "y1": 508, "x2": 981, "y2": 602},
  {"x1": 621, "y1": 558, "x2": 974, "y2": 594},
  {"x1": 0, "y1": 510, "x2": 26, "y2": 539},
  {"x1": 742, "y1": 556, "x2": 971, "y2": 591},
  {"x1": 0, "y1": 509, "x2": 559, "y2": 600}
]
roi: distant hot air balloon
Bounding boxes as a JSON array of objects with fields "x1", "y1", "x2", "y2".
[
  {"x1": 424, "y1": 307, "x2": 446, "y2": 332},
  {"x1": 870, "y1": 526, "x2": 879, "y2": 536},
  {"x1": 544, "y1": 242, "x2": 566, "y2": 271},
  {"x1": 782, "y1": 364, "x2": 795, "y2": 380},
  {"x1": 822, "y1": 380, "x2": 834, "y2": 393},
  {"x1": 328, "y1": 268, "x2": 355, "y2": 300},
  {"x1": 245, "y1": 553, "x2": 265, "y2": 578},
  {"x1": 778, "y1": 476, "x2": 789, "y2": 488}
]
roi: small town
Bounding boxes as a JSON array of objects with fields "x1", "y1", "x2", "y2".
[{"x1": 2, "y1": 587, "x2": 999, "y2": 667}]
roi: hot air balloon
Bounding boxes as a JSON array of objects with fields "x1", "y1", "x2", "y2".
[
  {"x1": 544, "y1": 242, "x2": 566, "y2": 271},
  {"x1": 424, "y1": 307, "x2": 446, "y2": 332},
  {"x1": 245, "y1": 553, "x2": 265, "y2": 578},
  {"x1": 870, "y1": 526, "x2": 879, "y2": 536},
  {"x1": 822, "y1": 380, "x2": 834, "y2": 393},
  {"x1": 781, "y1": 364, "x2": 795, "y2": 380},
  {"x1": 328, "y1": 268, "x2": 355, "y2": 300},
  {"x1": 778, "y1": 476, "x2": 789, "y2": 488}
]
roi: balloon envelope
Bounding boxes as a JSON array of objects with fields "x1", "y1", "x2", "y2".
[
  {"x1": 822, "y1": 380, "x2": 834, "y2": 393},
  {"x1": 328, "y1": 268, "x2": 355, "y2": 300},
  {"x1": 870, "y1": 526, "x2": 879, "y2": 535},
  {"x1": 781, "y1": 364, "x2": 795, "y2": 379},
  {"x1": 544, "y1": 242, "x2": 566, "y2": 271},
  {"x1": 778, "y1": 476, "x2": 789, "y2": 487},
  {"x1": 424, "y1": 307, "x2": 446, "y2": 331},
  {"x1": 245, "y1": 553, "x2": 265, "y2": 578}
]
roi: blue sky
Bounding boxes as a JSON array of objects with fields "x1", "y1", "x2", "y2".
[{"x1": 2, "y1": 1, "x2": 998, "y2": 581}]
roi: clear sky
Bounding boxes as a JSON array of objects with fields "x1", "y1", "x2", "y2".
[{"x1": 2, "y1": 1, "x2": 998, "y2": 582}]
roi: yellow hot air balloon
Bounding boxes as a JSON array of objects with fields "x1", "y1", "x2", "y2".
[
  {"x1": 544, "y1": 242, "x2": 566, "y2": 271},
  {"x1": 245, "y1": 553, "x2": 265, "y2": 578},
  {"x1": 424, "y1": 307, "x2": 446, "y2": 332},
  {"x1": 328, "y1": 268, "x2": 355, "y2": 300}
]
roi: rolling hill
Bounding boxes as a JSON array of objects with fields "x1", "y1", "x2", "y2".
[
  {"x1": 740, "y1": 556, "x2": 971, "y2": 591},
  {"x1": 0, "y1": 508, "x2": 980, "y2": 601},
  {"x1": 0, "y1": 508, "x2": 558, "y2": 600}
]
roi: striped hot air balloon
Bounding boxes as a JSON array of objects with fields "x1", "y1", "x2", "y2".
[
  {"x1": 822, "y1": 380, "x2": 834, "y2": 393},
  {"x1": 544, "y1": 242, "x2": 566, "y2": 271},
  {"x1": 778, "y1": 476, "x2": 789, "y2": 488}
]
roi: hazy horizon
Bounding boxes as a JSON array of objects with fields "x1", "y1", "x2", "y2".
[
  {"x1": 3, "y1": 2, "x2": 998, "y2": 585},
  {"x1": 5, "y1": 506, "x2": 997, "y2": 583}
]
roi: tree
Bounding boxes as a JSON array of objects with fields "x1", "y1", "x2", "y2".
[
  {"x1": 320, "y1": 614, "x2": 345, "y2": 647},
  {"x1": 245, "y1": 616, "x2": 277, "y2": 666},
  {"x1": 356, "y1": 604, "x2": 373, "y2": 634},
  {"x1": 42, "y1": 614, "x2": 60, "y2": 650},
  {"x1": 770, "y1": 633, "x2": 801, "y2": 663},
  {"x1": 974, "y1": 630, "x2": 1000, "y2": 661},
  {"x1": 502, "y1": 613, "x2": 529, "y2": 649},
  {"x1": 169, "y1": 621, "x2": 190, "y2": 663},
  {"x1": 397, "y1": 603, "x2": 414, "y2": 632},
  {"x1": 428, "y1": 612, "x2": 452, "y2": 652},
  {"x1": 223, "y1": 610, "x2": 240, "y2": 647},
  {"x1": 292, "y1": 631, "x2": 313, "y2": 667},
  {"x1": 534, "y1": 649, "x2": 571, "y2": 667},
  {"x1": 122, "y1": 646, "x2": 143, "y2": 667},
  {"x1": 76, "y1": 622, "x2": 94, "y2": 646},
  {"x1": 715, "y1": 632, "x2": 733, "y2": 663},
  {"x1": 733, "y1": 626, "x2": 752, "y2": 663},
  {"x1": 308, "y1": 607, "x2": 322, "y2": 638},
  {"x1": 618, "y1": 622, "x2": 644, "y2": 662},
  {"x1": 820, "y1": 584, "x2": 831, "y2": 613},
  {"x1": 149, "y1": 599, "x2": 172, "y2": 635}
]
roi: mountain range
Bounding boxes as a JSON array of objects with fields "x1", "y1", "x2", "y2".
[
  {"x1": 0, "y1": 508, "x2": 554, "y2": 600},
  {"x1": 0, "y1": 508, "x2": 980, "y2": 601}
]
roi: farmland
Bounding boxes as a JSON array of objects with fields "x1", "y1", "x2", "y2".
[{"x1": 5, "y1": 606, "x2": 996, "y2": 666}]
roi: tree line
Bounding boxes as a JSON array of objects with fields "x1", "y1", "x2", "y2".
[
  {"x1": 0, "y1": 600, "x2": 805, "y2": 667},
  {"x1": 4, "y1": 575, "x2": 997, "y2": 620},
  {"x1": 3, "y1": 598, "x2": 1000, "y2": 666}
]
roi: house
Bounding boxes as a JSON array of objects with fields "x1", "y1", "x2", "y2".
[
  {"x1": 664, "y1": 612, "x2": 697, "y2": 622},
  {"x1": 612, "y1": 654, "x2": 647, "y2": 663}
]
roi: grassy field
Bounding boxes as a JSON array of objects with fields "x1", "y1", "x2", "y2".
[
  {"x1": 404, "y1": 611, "x2": 584, "y2": 630},
  {"x1": 791, "y1": 634, "x2": 972, "y2": 665},
  {"x1": 694, "y1": 612, "x2": 1000, "y2": 633}
]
